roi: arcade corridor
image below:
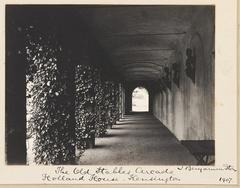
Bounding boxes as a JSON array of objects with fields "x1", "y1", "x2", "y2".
[
  {"x1": 6, "y1": 5, "x2": 215, "y2": 165},
  {"x1": 79, "y1": 113, "x2": 197, "y2": 165}
]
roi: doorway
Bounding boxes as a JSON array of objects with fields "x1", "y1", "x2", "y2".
[{"x1": 132, "y1": 87, "x2": 149, "y2": 112}]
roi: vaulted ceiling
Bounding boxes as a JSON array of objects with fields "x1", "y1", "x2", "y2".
[
  {"x1": 76, "y1": 6, "x2": 195, "y2": 81},
  {"x1": 8, "y1": 5, "x2": 198, "y2": 82}
]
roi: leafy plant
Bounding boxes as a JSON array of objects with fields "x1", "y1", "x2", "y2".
[{"x1": 26, "y1": 29, "x2": 75, "y2": 164}]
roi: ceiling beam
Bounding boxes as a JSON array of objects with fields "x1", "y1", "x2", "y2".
[
  {"x1": 122, "y1": 78, "x2": 157, "y2": 82},
  {"x1": 115, "y1": 61, "x2": 168, "y2": 68},
  {"x1": 111, "y1": 49, "x2": 174, "y2": 57},
  {"x1": 105, "y1": 32, "x2": 187, "y2": 38},
  {"x1": 113, "y1": 57, "x2": 168, "y2": 62},
  {"x1": 118, "y1": 61, "x2": 166, "y2": 65},
  {"x1": 122, "y1": 70, "x2": 161, "y2": 75},
  {"x1": 120, "y1": 67, "x2": 161, "y2": 72},
  {"x1": 114, "y1": 48, "x2": 175, "y2": 54},
  {"x1": 118, "y1": 64, "x2": 163, "y2": 71},
  {"x1": 123, "y1": 73, "x2": 161, "y2": 79},
  {"x1": 125, "y1": 72, "x2": 160, "y2": 76},
  {"x1": 123, "y1": 76, "x2": 159, "y2": 81}
]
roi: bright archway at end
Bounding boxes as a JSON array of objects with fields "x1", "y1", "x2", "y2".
[{"x1": 132, "y1": 87, "x2": 149, "y2": 112}]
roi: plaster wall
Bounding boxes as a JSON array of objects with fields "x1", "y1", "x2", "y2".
[{"x1": 153, "y1": 7, "x2": 214, "y2": 140}]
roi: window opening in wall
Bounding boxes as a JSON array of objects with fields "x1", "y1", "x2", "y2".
[{"x1": 132, "y1": 87, "x2": 149, "y2": 112}]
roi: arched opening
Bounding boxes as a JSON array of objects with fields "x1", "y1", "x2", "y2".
[{"x1": 132, "y1": 87, "x2": 149, "y2": 112}]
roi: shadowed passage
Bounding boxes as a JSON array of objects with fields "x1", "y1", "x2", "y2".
[{"x1": 78, "y1": 113, "x2": 197, "y2": 165}]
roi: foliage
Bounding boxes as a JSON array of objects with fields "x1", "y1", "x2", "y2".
[
  {"x1": 92, "y1": 69, "x2": 108, "y2": 137},
  {"x1": 26, "y1": 30, "x2": 75, "y2": 164},
  {"x1": 75, "y1": 64, "x2": 96, "y2": 151},
  {"x1": 106, "y1": 82, "x2": 121, "y2": 126},
  {"x1": 25, "y1": 28, "x2": 123, "y2": 165}
]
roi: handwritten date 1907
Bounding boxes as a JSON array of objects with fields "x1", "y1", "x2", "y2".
[{"x1": 219, "y1": 177, "x2": 232, "y2": 184}]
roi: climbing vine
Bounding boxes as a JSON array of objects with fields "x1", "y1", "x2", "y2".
[
  {"x1": 25, "y1": 27, "x2": 123, "y2": 165},
  {"x1": 93, "y1": 69, "x2": 108, "y2": 137},
  {"x1": 113, "y1": 83, "x2": 121, "y2": 122},
  {"x1": 26, "y1": 28, "x2": 75, "y2": 164},
  {"x1": 75, "y1": 64, "x2": 96, "y2": 150},
  {"x1": 106, "y1": 82, "x2": 121, "y2": 127}
]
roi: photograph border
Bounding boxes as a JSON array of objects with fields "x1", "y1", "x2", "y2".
[{"x1": 0, "y1": 0, "x2": 239, "y2": 187}]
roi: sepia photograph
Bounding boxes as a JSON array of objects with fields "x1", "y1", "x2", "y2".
[
  {"x1": 0, "y1": 0, "x2": 238, "y2": 185},
  {"x1": 6, "y1": 5, "x2": 215, "y2": 166}
]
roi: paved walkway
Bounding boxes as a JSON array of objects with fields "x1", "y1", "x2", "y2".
[{"x1": 78, "y1": 113, "x2": 197, "y2": 165}]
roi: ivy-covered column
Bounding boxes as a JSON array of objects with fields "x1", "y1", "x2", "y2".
[
  {"x1": 106, "y1": 81, "x2": 115, "y2": 128},
  {"x1": 93, "y1": 69, "x2": 108, "y2": 137},
  {"x1": 121, "y1": 86, "x2": 124, "y2": 116},
  {"x1": 119, "y1": 84, "x2": 126, "y2": 117},
  {"x1": 121, "y1": 84, "x2": 125, "y2": 117},
  {"x1": 26, "y1": 28, "x2": 75, "y2": 164},
  {"x1": 118, "y1": 84, "x2": 122, "y2": 119},
  {"x1": 59, "y1": 60, "x2": 76, "y2": 164},
  {"x1": 112, "y1": 83, "x2": 120, "y2": 123},
  {"x1": 75, "y1": 65, "x2": 96, "y2": 151},
  {"x1": 116, "y1": 83, "x2": 121, "y2": 120},
  {"x1": 118, "y1": 84, "x2": 124, "y2": 118},
  {"x1": 101, "y1": 81, "x2": 111, "y2": 130}
]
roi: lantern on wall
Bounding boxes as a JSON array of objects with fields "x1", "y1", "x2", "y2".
[
  {"x1": 185, "y1": 48, "x2": 196, "y2": 83},
  {"x1": 163, "y1": 66, "x2": 171, "y2": 89},
  {"x1": 172, "y1": 62, "x2": 180, "y2": 87}
]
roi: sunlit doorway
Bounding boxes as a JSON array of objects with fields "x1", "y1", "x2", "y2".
[{"x1": 132, "y1": 87, "x2": 149, "y2": 112}]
